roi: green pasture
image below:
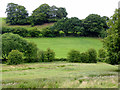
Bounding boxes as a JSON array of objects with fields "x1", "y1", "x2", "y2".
[{"x1": 26, "y1": 37, "x2": 103, "y2": 58}]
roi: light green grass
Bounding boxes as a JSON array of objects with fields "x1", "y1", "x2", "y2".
[
  {"x1": 2, "y1": 62, "x2": 118, "y2": 88},
  {"x1": 26, "y1": 37, "x2": 103, "y2": 58}
]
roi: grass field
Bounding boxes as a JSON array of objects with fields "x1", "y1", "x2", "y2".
[
  {"x1": 2, "y1": 62, "x2": 118, "y2": 88},
  {"x1": 26, "y1": 37, "x2": 103, "y2": 58}
]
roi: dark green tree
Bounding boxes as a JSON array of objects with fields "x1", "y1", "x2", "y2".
[
  {"x1": 51, "y1": 17, "x2": 83, "y2": 36},
  {"x1": 56, "y1": 7, "x2": 68, "y2": 19},
  {"x1": 83, "y1": 14, "x2": 108, "y2": 37},
  {"x1": 2, "y1": 33, "x2": 38, "y2": 61},
  {"x1": 6, "y1": 3, "x2": 29, "y2": 25},
  {"x1": 31, "y1": 3, "x2": 50, "y2": 25}
]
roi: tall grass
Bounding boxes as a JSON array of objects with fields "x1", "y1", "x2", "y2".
[{"x1": 2, "y1": 62, "x2": 118, "y2": 88}]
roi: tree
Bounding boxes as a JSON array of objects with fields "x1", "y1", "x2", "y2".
[
  {"x1": 56, "y1": 7, "x2": 68, "y2": 19},
  {"x1": 83, "y1": 14, "x2": 108, "y2": 37},
  {"x1": 2, "y1": 33, "x2": 38, "y2": 61},
  {"x1": 51, "y1": 17, "x2": 83, "y2": 36},
  {"x1": 6, "y1": 3, "x2": 29, "y2": 25},
  {"x1": 103, "y1": 9, "x2": 120, "y2": 65},
  {"x1": 31, "y1": 3, "x2": 50, "y2": 25}
]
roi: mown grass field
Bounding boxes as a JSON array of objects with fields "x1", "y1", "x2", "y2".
[
  {"x1": 26, "y1": 37, "x2": 103, "y2": 58},
  {"x1": 2, "y1": 62, "x2": 118, "y2": 88}
]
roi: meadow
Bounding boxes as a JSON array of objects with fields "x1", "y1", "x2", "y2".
[
  {"x1": 2, "y1": 62, "x2": 118, "y2": 88},
  {"x1": 26, "y1": 37, "x2": 103, "y2": 58},
  {"x1": 1, "y1": 17, "x2": 119, "y2": 88}
]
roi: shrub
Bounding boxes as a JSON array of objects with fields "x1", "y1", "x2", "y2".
[
  {"x1": 59, "y1": 31, "x2": 65, "y2": 37},
  {"x1": 42, "y1": 27, "x2": 54, "y2": 37},
  {"x1": 38, "y1": 48, "x2": 55, "y2": 62},
  {"x1": 87, "y1": 48, "x2": 97, "y2": 63},
  {"x1": 2, "y1": 33, "x2": 38, "y2": 62},
  {"x1": 29, "y1": 28, "x2": 41, "y2": 37},
  {"x1": 7, "y1": 50, "x2": 23, "y2": 65},
  {"x1": 98, "y1": 48, "x2": 106, "y2": 62},
  {"x1": 98, "y1": 48, "x2": 106, "y2": 58},
  {"x1": 24, "y1": 42, "x2": 38, "y2": 63},
  {"x1": 67, "y1": 50, "x2": 80, "y2": 62},
  {"x1": 2, "y1": 33, "x2": 27, "y2": 59},
  {"x1": 2, "y1": 27, "x2": 41, "y2": 37},
  {"x1": 38, "y1": 50, "x2": 47, "y2": 62},
  {"x1": 80, "y1": 52, "x2": 89, "y2": 63},
  {"x1": 45, "y1": 48, "x2": 55, "y2": 62}
]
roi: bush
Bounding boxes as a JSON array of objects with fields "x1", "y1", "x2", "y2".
[
  {"x1": 38, "y1": 50, "x2": 47, "y2": 62},
  {"x1": 98, "y1": 48, "x2": 106, "y2": 62},
  {"x1": 59, "y1": 31, "x2": 65, "y2": 37},
  {"x1": 80, "y1": 52, "x2": 89, "y2": 63},
  {"x1": 98, "y1": 48, "x2": 106, "y2": 58},
  {"x1": 67, "y1": 50, "x2": 80, "y2": 62},
  {"x1": 7, "y1": 50, "x2": 23, "y2": 65},
  {"x1": 2, "y1": 27, "x2": 41, "y2": 37},
  {"x1": 24, "y1": 42, "x2": 38, "y2": 63},
  {"x1": 87, "y1": 48, "x2": 97, "y2": 63},
  {"x1": 45, "y1": 48, "x2": 55, "y2": 62},
  {"x1": 2, "y1": 33, "x2": 38, "y2": 62},
  {"x1": 42, "y1": 27, "x2": 54, "y2": 37},
  {"x1": 38, "y1": 48, "x2": 55, "y2": 62}
]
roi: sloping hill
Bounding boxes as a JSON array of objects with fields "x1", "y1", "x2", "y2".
[{"x1": 1, "y1": 17, "x2": 54, "y2": 30}]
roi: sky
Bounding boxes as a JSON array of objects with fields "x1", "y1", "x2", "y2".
[{"x1": 0, "y1": 0, "x2": 119, "y2": 19}]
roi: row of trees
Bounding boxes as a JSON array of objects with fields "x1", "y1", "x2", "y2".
[
  {"x1": 6, "y1": 3, "x2": 67, "y2": 25},
  {"x1": 3, "y1": 13, "x2": 108, "y2": 38},
  {"x1": 44, "y1": 14, "x2": 109, "y2": 37}
]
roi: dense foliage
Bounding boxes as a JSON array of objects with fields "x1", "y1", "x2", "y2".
[
  {"x1": 6, "y1": 3, "x2": 29, "y2": 25},
  {"x1": 97, "y1": 48, "x2": 106, "y2": 62},
  {"x1": 7, "y1": 50, "x2": 23, "y2": 65},
  {"x1": 67, "y1": 50, "x2": 80, "y2": 62},
  {"x1": 83, "y1": 14, "x2": 109, "y2": 37},
  {"x1": 5, "y1": 3, "x2": 67, "y2": 25},
  {"x1": 103, "y1": 9, "x2": 120, "y2": 65},
  {"x1": 67, "y1": 49, "x2": 97, "y2": 63},
  {"x1": 2, "y1": 27, "x2": 42, "y2": 37},
  {"x1": 38, "y1": 48, "x2": 55, "y2": 62},
  {"x1": 87, "y1": 48, "x2": 97, "y2": 63},
  {"x1": 2, "y1": 33, "x2": 38, "y2": 61},
  {"x1": 50, "y1": 15, "x2": 108, "y2": 37}
]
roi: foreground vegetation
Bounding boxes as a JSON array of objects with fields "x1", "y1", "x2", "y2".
[{"x1": 2, "y1": 62, "x2": 118, "y2": 88}]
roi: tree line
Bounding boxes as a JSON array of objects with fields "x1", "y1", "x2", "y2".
[
  {"x1": 6, "y1": 3, "x2": 67, "y2": 25},
  {"x1": 3, "y1": 15, "x2": 109, "y2": 38},
  {"x1": 5, "y1": 3, "x2": 109, "y2": 37}
]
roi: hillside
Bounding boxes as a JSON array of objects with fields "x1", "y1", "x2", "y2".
[{"x1": 1, "y1": 17, "x2": 54, "y2": 31}]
